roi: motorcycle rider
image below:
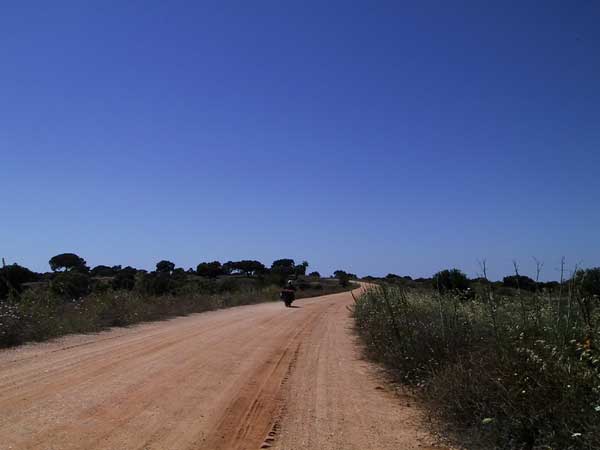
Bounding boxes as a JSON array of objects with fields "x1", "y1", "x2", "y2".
[{"x1": 281, "y1": 279, "x2": 296, "y2": 306}]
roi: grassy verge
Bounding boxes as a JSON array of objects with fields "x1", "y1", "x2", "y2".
[
  {"x1": 295, "y1": 281, "x2": 354, "y2": 299},
  {"x1": 353, "y1": 285, "x2": 600, "y2": 449},
  {"x1": 0, "y1": 281, "x2": 349, "y2": 349}
]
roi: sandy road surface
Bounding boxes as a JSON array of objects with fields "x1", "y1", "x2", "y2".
[{"x1": 0, "y1": 287, "x2": 446, "y2": 450}]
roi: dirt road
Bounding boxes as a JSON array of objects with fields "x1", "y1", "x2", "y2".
[{"x1": 0, "y1": 287, "x2": 445, "y2": 450}]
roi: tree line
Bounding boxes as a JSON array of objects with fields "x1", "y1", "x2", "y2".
[
  {"x1": 366, "y1": 266, "x2": 600, "y2": 297},
  {"x1": 0, "y1": 253, "x2": 353, "y2": 301}
]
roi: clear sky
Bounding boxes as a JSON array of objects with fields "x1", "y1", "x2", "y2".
[{"x1": 1, "y1": 1, "x2": 599, "y2": 280}]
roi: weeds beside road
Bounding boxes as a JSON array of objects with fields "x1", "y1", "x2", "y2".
[
  {"x1": 353, "y1": 284, "x2": 600, "y2": 449},
  {"x1": 0, "y1": 281, "x2": 349, "y2": 348}
]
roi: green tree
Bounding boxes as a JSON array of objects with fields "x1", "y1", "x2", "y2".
[
  {"x1": 0, "y1": 263, "x2": 39, "y2": 299},
  {"x1": 172, "y1": 268, "x2": 187, "y2": 280},
  {"x1": 196, "y1": 261, "x2": 224, "y2": 278},
  {"x1": 271, "y1": 259, "x2": 296, "y2": 284},
  {"x1": 574, "y1": 267, "x2": 600, "y2": 297},
  {"x1": 221, "y1": 260, "x2": 266, "y2": 276},
  {"x1": 308, "y1": 271, "x2": 321, "y2": 278},
  {"x1": 503, "y1": 275, "x2": 537, "y2": 292},
  {"x1": 49, "y1": 253, "x2": 88, "y2": 272},
  {"x1": 334, "y1": 270, "x2": 350, "y2": 287},
  {"x1": 137, "y1": 272, "x2": 173, "y2": 296},
  {"x1": 90, "y1": 265, "x2": 117, "y2": 277},
  {"x1": 236, "y1": 260, "x2": 266, "y2": 276},
  {"x1": 156, "y1": 260, "x2": 175, "y2": 274},
  {"x1": 294, "y1": 261, "x2": 309, "y2": 276},
  {"x1": 432, "y1": 269, "x2": 469, "y2": 293},
  {"x1": 222, "y1": 261, "x2": 235, "y2": 275},
  {"x1": 271, "y1": 259, "x2": 295, "y2": 275},
  {"x1": 112, "y1": 266, "x2": 137, "y2": 290},
  {"x1": 50, "y1": 271, "x2": 91, "y2": 299}
]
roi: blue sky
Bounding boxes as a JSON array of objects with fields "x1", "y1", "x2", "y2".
[{"x1": 1, "y1": 1, "x2": 599, "y2": 280}]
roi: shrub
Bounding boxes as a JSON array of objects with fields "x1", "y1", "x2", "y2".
[
  {"x1": 0, "y1": 263, "x2": 39, "y2": 299},
  {"x1": 503, "y1": 274, "x2": 537, "y2": 292},
  {"x1": 136, "y1": 272, "x2": 177, "y2": 296},
  {"x1": 353, "y1": 284, "x2": 600, "y2": 449},
  {"x1": 156, "y1": 260, "x2": 175, "y2": 274},
  {"x1": 294, "y1": 261, "x2": 309, "y2": 276},
  {"x1": 574, "y1": 267, "x2": 600, "y2": 297},
  {"x1": 270, "y1": 259, "x2": 296, "y2": 284},
  {"x1": 50, "y1": 272, "x2": 91, "y2": 300},
  {"x1": 196, "y1": 261, "x2": 224, "y2": 278},
  {"x1": 0, "y1": 281, "x2": 287, "y2": 348},
  {"x1": 432, "y1": 268, "x2": 469, "y2": 293},
  {"x1": 334, "y1": 270, "x2": 351, "y2": 287},
  {"x1": 90, "y1": 265, "x2": 117, "y2": 277},
  {"x1": 112, "y1": 267, "x2": 137, "y2": 290}
]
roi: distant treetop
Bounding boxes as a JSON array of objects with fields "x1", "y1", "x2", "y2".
[
  {"x1": 49, "y1": 253, "x2": 88, "y2": 272},
  {"x1": 156, "y1": 260, "x2": 175, "y2": 274}
]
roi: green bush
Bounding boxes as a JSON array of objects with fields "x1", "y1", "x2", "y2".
[
  {"x1": 353, "y1": 285, "x2": 600, "y2": 449},
  {"x1": 432, "y1": 268, "x2": 469, "y2": 293},
  {"x1": 196, "y1": 261, "x2": 224, "y2": 278},
  {"x1": 503, "y1": 274, "x2": 537, "y2": 292},
  {"x1": 575, "y1": 267, "x2": 600, "y2": 297},
  {"x1": 0, "y1": 283, "x2": 284, "y2": 348},
  {"x1": 155, "y1": 260, "x2": 175, "y2": 273},
  {"x1": 112, "y1": 267, "x2": 137, "y2": 290},
  {"x1": 334, "y1": 270, "x2": 351, "y2": 287},
  {"x1": 0, "y1": 263, "x2": 38, "y2": 299},
  {"x1": 135, "y1": 272, "x2": 178, "y2": 296},
  {"x1": 50, "y1": 272, "x2": 91, "y2": 300},
  {"x1": 270, "y1": 259, "x2": 296, "y2": 284},
  {"x1": 0, "y1": 260, "x2": 353, "y2": 349},
  {"x1": 90, "y1": 265, "x2": 118, "y2": 277}
]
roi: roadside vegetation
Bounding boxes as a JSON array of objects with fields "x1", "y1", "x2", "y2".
[
  {"x1": 354, "y1": 262, "x2": 600, "y2": 450},
  {"x1": 0, "y1": 254, "x2": 351, "y2": 348}
]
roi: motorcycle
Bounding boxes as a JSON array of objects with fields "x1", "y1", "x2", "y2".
[{"x1": 279, "y1": 288, "x2": 295, "y2": 307}]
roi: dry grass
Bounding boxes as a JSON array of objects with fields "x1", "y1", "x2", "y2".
[
  {"x1": 353, "y1": 284, "x2": 600, "y2": 449},
  {"x1": 0, "y1": 281, "x2": 347, "y2": 348}
]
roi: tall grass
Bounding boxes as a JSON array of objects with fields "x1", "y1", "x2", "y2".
[
  {"x1": 353, "y1": 284, "x2": 600, "y2": 449},
  {"x1": 0, "y1": 281, "x2": 349, "y2": 348},
  {"x1": 0, "y1": 286, "x2": 280, "y2": 347}
]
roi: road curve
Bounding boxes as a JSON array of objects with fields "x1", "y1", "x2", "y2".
[{"x1": 0, "y1": 287, "x2": 446, "y2": 450}]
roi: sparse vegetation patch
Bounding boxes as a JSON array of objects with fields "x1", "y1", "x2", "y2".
[{"x1": 354, "y1": 265, "x2": 600, "y2": 449}]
